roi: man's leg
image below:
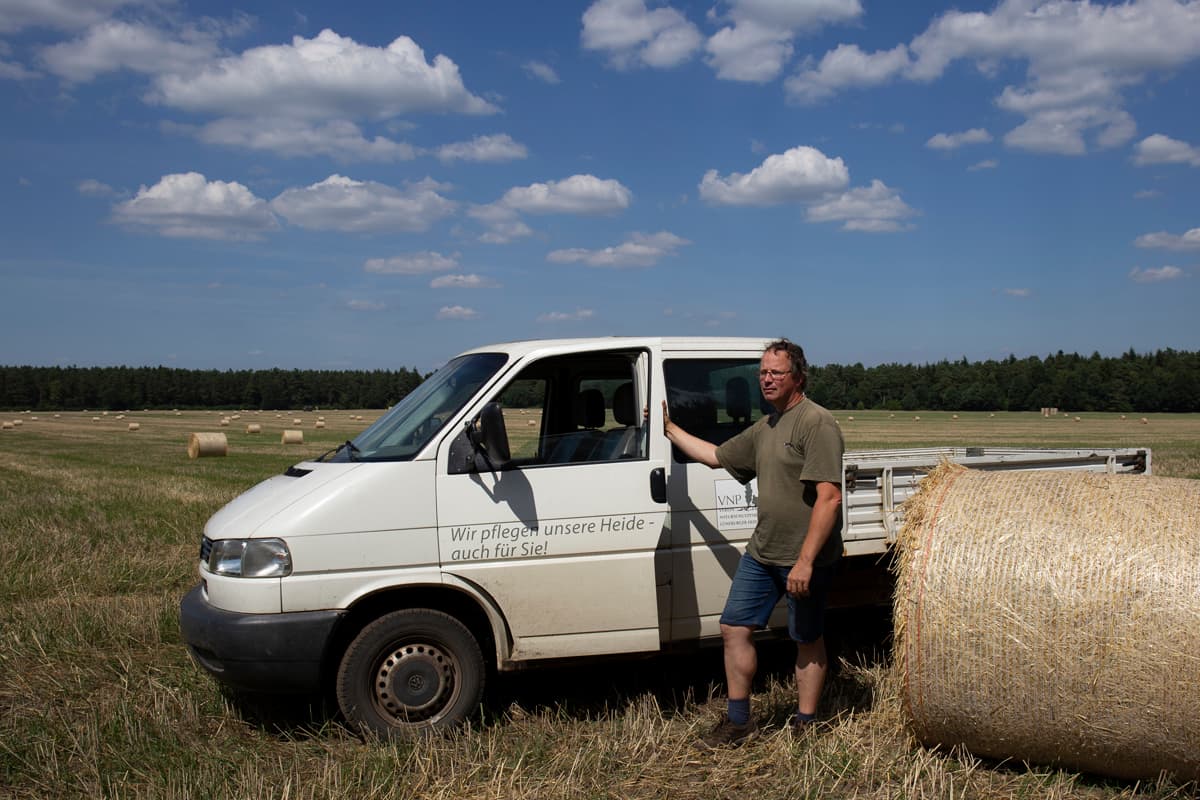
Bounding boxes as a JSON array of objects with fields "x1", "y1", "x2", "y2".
[
  {"x1": 721, "y1": 622, "x2": 758, "y2": 703},
  {"x1": 794, "y1": 636, "x2": 827, "y2": 717}
]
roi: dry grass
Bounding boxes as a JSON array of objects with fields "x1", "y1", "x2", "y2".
[{"x1": 1, "y1": 409, "x2": 1197, "y2": 799}]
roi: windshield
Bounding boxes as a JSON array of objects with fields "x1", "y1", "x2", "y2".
[{"x1": 324, "y1": 352, "x2": 507, "y2": 462}]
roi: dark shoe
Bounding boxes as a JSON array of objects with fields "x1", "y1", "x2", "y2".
[
  {"x1": 788, "y1": 715, "x2": 816, "y2": 736},
  {"x1": 698, "y1": 714, "x2": 759, "y2": 749}
]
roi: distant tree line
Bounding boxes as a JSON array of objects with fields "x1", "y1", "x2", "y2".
[
  {"x1": 0, "y1": 366, "x2": 426, "y2": 411},
  {"x1": 1, "y1": 348, "x2": 1197, "y2": 412},
  {"x1": 806, "y1": 349, "x2": 1199, "y2": 413}
]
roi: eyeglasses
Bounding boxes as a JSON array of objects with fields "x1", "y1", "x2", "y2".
[{"x1": 758, "y1": 369, "x2": 791, "y2": 379}]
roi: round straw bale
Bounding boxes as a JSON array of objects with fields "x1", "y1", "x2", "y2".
[
  {"x1": 314, "y1": 420, "x2": 325, "y2": 429},
  {"x1": 245, "y1": 423, "x2": 262, "y2": 434},
  {"x1": 293, "y1": 418, "x2": 303, "y2": 425},
  {"x1": 281, "y1": 429, "x2": 303, "y2": 445},
  {"x1": 127, "y1": 422, "x2": 140, "y2": 431},
  {"x1": 2, "y1": 422, "x2": 12, "y2": 430},
  {"x1": 11, "y1": 419, "x2": 21, "y2": 427},
  {"x1": 188, "y1": 432, "x2": 228, "y2": 459},
  {"x1": 220, "y1": 418, "x2": 230, "y2": 426},
  {"x1": 894, "y1": 463, "x2": 1200, "y2": 782}
]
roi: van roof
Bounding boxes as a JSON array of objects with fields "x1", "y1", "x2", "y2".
[{"x1": 455, "y1": 336, "x2": 775, "y2": 360}]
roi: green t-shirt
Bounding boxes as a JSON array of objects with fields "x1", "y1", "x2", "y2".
[{"x1": 715, "y1": 396, "x2": 844, "y2": 567}]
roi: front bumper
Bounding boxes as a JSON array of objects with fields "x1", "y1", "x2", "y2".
[{"x1": 179, "y1": 584, "x2": 343, "y2": 694}]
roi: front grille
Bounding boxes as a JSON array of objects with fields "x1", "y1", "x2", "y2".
[{"x1": 199, "y1": 536, "x2": 213, "y2": 563}]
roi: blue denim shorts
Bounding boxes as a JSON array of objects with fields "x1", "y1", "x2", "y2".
[{"x1": 720, "y1": 552, "x2": 834, "y2": 643}]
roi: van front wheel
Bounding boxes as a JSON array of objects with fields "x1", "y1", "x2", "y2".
[{"x1": 336, "y1": 609, "x2": 485, "y2": 737}]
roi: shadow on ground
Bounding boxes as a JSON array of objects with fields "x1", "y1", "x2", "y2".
[{"x1": 219, "y1": 604, "x2": 893, "y2": 738}]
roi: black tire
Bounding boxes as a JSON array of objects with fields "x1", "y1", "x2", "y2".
[{"x1": 336, "y1": 609, "x2": 485, "y2": 738}]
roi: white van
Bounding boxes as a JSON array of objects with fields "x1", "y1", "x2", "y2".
[{"x1": 180, "y1": 336, "x2": 1149, "y2": 736}]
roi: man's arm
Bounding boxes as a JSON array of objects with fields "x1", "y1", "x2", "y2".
[
  {"x1": 787, "y1": 480, "x2": 842, "y2": 596},
  {"x1": 661, "y1": 400, "x2": 720, "y2": 468}
]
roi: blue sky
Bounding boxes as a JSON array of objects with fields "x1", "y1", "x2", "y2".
[{"x1": 2, "y1": 0, "x2": 1198, "y2": 372}]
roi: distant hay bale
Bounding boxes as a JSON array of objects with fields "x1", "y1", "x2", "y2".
[
  {"x1": 1141, "y1": 417, "x2": 1149, "y2": 424},
  {"x1": 219, "y1": 418, "x2": 231, "y2": 427},
  {"x1": 314, "y1": 420, "x2": 325, "y2": 429},
  {"x1": 281, "y1": 430, "x2": 303, "y2": 445},
  {"x1": 127, "y1": 423, "x2": 140, "y2": 431},
  {"x1": 188, "y1": 432, "x2": 228, "y2": 459},
  {"x1": 2, "y1": 422, "x2": 12, "y2": 430},
  {"x1": 92, "y1": 417, "x2": 100, "y2": 422},
  {"x1": 913, "y1": 415, "x2": 920, "y2": 421},
  {"x1": 951, "y1": 414, "x2": 958, "y2": 419},
  {"x1": 245, "y1": 423, "x2": 262, "y2": 434},
  {"x1": 292, "y1": 418, "x2": 303, "y2": 425},
  {"x1": 894, "y1": 464, "x2": 1200, "y2": 782},
  {"x1": 11, "y1": 419, "x2": 21, "y2": 427}
]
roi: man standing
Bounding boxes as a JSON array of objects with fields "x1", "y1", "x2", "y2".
[{"x1": 663, "y1": 338, "x2": 844, "y2": 747}]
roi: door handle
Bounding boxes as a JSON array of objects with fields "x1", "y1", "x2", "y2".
[{"x1": 649, "y1": 467, "x2": 666, "y2": 504}]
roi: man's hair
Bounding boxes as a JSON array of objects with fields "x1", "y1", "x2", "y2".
[{"x1": 763, "y1": 338, "x2": 808, "y2": 390}]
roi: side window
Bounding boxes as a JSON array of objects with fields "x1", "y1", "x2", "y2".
[
  {"x1": 496, "y1": 378, "x2": 546, "y2": 461},
  {"x1": 664, "y1": 358, "x2": 763, "y2": 463},
  {"x1": 494, "y1": 351, "x2": 647, "y2": 467}
]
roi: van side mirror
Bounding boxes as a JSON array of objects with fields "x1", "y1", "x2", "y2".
[{"x1": 464, "y1": 402, "x2": 510, "y2": 472}]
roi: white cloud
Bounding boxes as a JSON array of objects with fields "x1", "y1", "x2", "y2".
[
  {"x1": 1134, "y1": 133, "x2": 1200, "y2": 167},
  {"x1": 1134, "y1": 228, "x2": 1200, "y2": 250},
  {"x1": 111, "y1": 172, "x2": 279, "y2": 240},
  {"x1": 365, "y1": 251, "x2": 458, "y2": 275},
  {"x1": 523, "y1": 60, "x2": 561, "y2": 84},
  {"x1": 437, "y1": 305, "x2": 479, "y2": 320},
  {"x1": 1133, "y1": 189, "x2": 1160, "y2": 200},
  {"x1": 272, "y1": 175, "x2": 456, "y2": 233},
  {"x1": 787, "y1": 1, "x2": 1200, "y2": 155},
  {"x1": 77, "y1": 178, "x2": 118, "y2": 196},
  {"x1": 547, "y1": 231, "x2": 690, "y2": 268},
  {"x1": 804, "y1": 179, "x2": 917, "y2": 232},
  {"x1": 705, "y1": 20, "x2": 793, "y2": 83},
  {"x1": 0, "y1": 56, "x2": 38, "y2": 80},
  {"x1": 968, "y1": 159, "x2": 999, "y2": 171},
  {"x1": 581, "y1": 0, "x2": 703, "y2": 69},
  {"x1": 699, "y1": 145, "x2": 849, "y2": 206},
  {"x1": 430, "y1": 273, "x2": 501, "y2": 288},
  {"x1": 0, "y1": 0, "x2": 149, "y2": 34},
  {"x1": 498, "y1": 174, "x2": 632, "y2": 214},
  {"x1": 185, "y1": 118, "x2": 419, "y2": 162},
  {"x1": 785, "y1": 44, "x2": 911, "y2": 104},
  {"x1": 468, "y1": 204, "x2": 534, "y2": 244},
  {"x1": 706, "y1": 0, "x2": 863, "y2": 83},
  {"x1": 1003, "y1": 287, "x2": 1031, "y2": 297},
  {"x1": 40, "y1": 19, "x2": 224, "y2": 82},
  {"x1": 435, "y1": 134, "x2": 528, "y2": 163},
  {"x1": 347, "y1": 299, "x2": 385, "y2": 311},
  {"x1": 469, "y1": 175, "x2": 629, "y2": 243},
  {"x1": 926, "y1": 128, "x2": 993, "y2": 150},
  {"x1": 1129, "y1": 266, "x2": 1185, "y2": 283},
  {"x1": 151, "y1": 28, "x2": 497, "y2": 120},
  {"x1": 537, "y1": 308, "x2": 595, "y2": 322}
]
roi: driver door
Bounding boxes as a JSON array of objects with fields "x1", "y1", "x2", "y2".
[{"x1": 436, "y1": 346, "x2": 668, "y2": 661}]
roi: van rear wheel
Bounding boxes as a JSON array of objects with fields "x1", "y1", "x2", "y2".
[{"x1": 336, "y1": 609, "x2": 485, "y2": 737}]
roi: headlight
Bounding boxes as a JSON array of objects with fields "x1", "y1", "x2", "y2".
[{"x1": 207, "y1": 538, "x2": 292, "y2": 578}]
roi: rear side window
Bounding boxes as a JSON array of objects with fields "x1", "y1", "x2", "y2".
[{"x1": 664, "y1": 359, "x2": 764, "y2": 462}]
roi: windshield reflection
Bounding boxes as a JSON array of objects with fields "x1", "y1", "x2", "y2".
[{"x1": 323, "y1": 352, "x2": 507, "y2": 462}]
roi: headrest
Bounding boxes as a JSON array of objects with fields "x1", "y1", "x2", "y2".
[
  {"x1": 725, "y1": 376, "x2": 751, "y2": 422},
  {"x1": 575, "y1": 388, "x2": 606, "y2": 428},
  {"x1": 612, "y1": 382, "x2": 635, "y2": 426}
]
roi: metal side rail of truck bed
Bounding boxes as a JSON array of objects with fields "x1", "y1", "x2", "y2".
[{"x1": 840, "y1": 446, "x2": 1151, "y2": 557}]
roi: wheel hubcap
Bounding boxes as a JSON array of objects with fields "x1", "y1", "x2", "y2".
[{"x1": 373, "y1": 643, "x2": 457, "y2": 724}]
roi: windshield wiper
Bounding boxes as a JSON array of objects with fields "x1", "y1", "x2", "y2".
[{"x1": 318, "y1": 440, "x2": 361, "y2": 462}]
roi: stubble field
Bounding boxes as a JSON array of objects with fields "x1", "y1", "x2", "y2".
[{"x1": 1, "y1": 408, "x2": 1197, "y2": 799}]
